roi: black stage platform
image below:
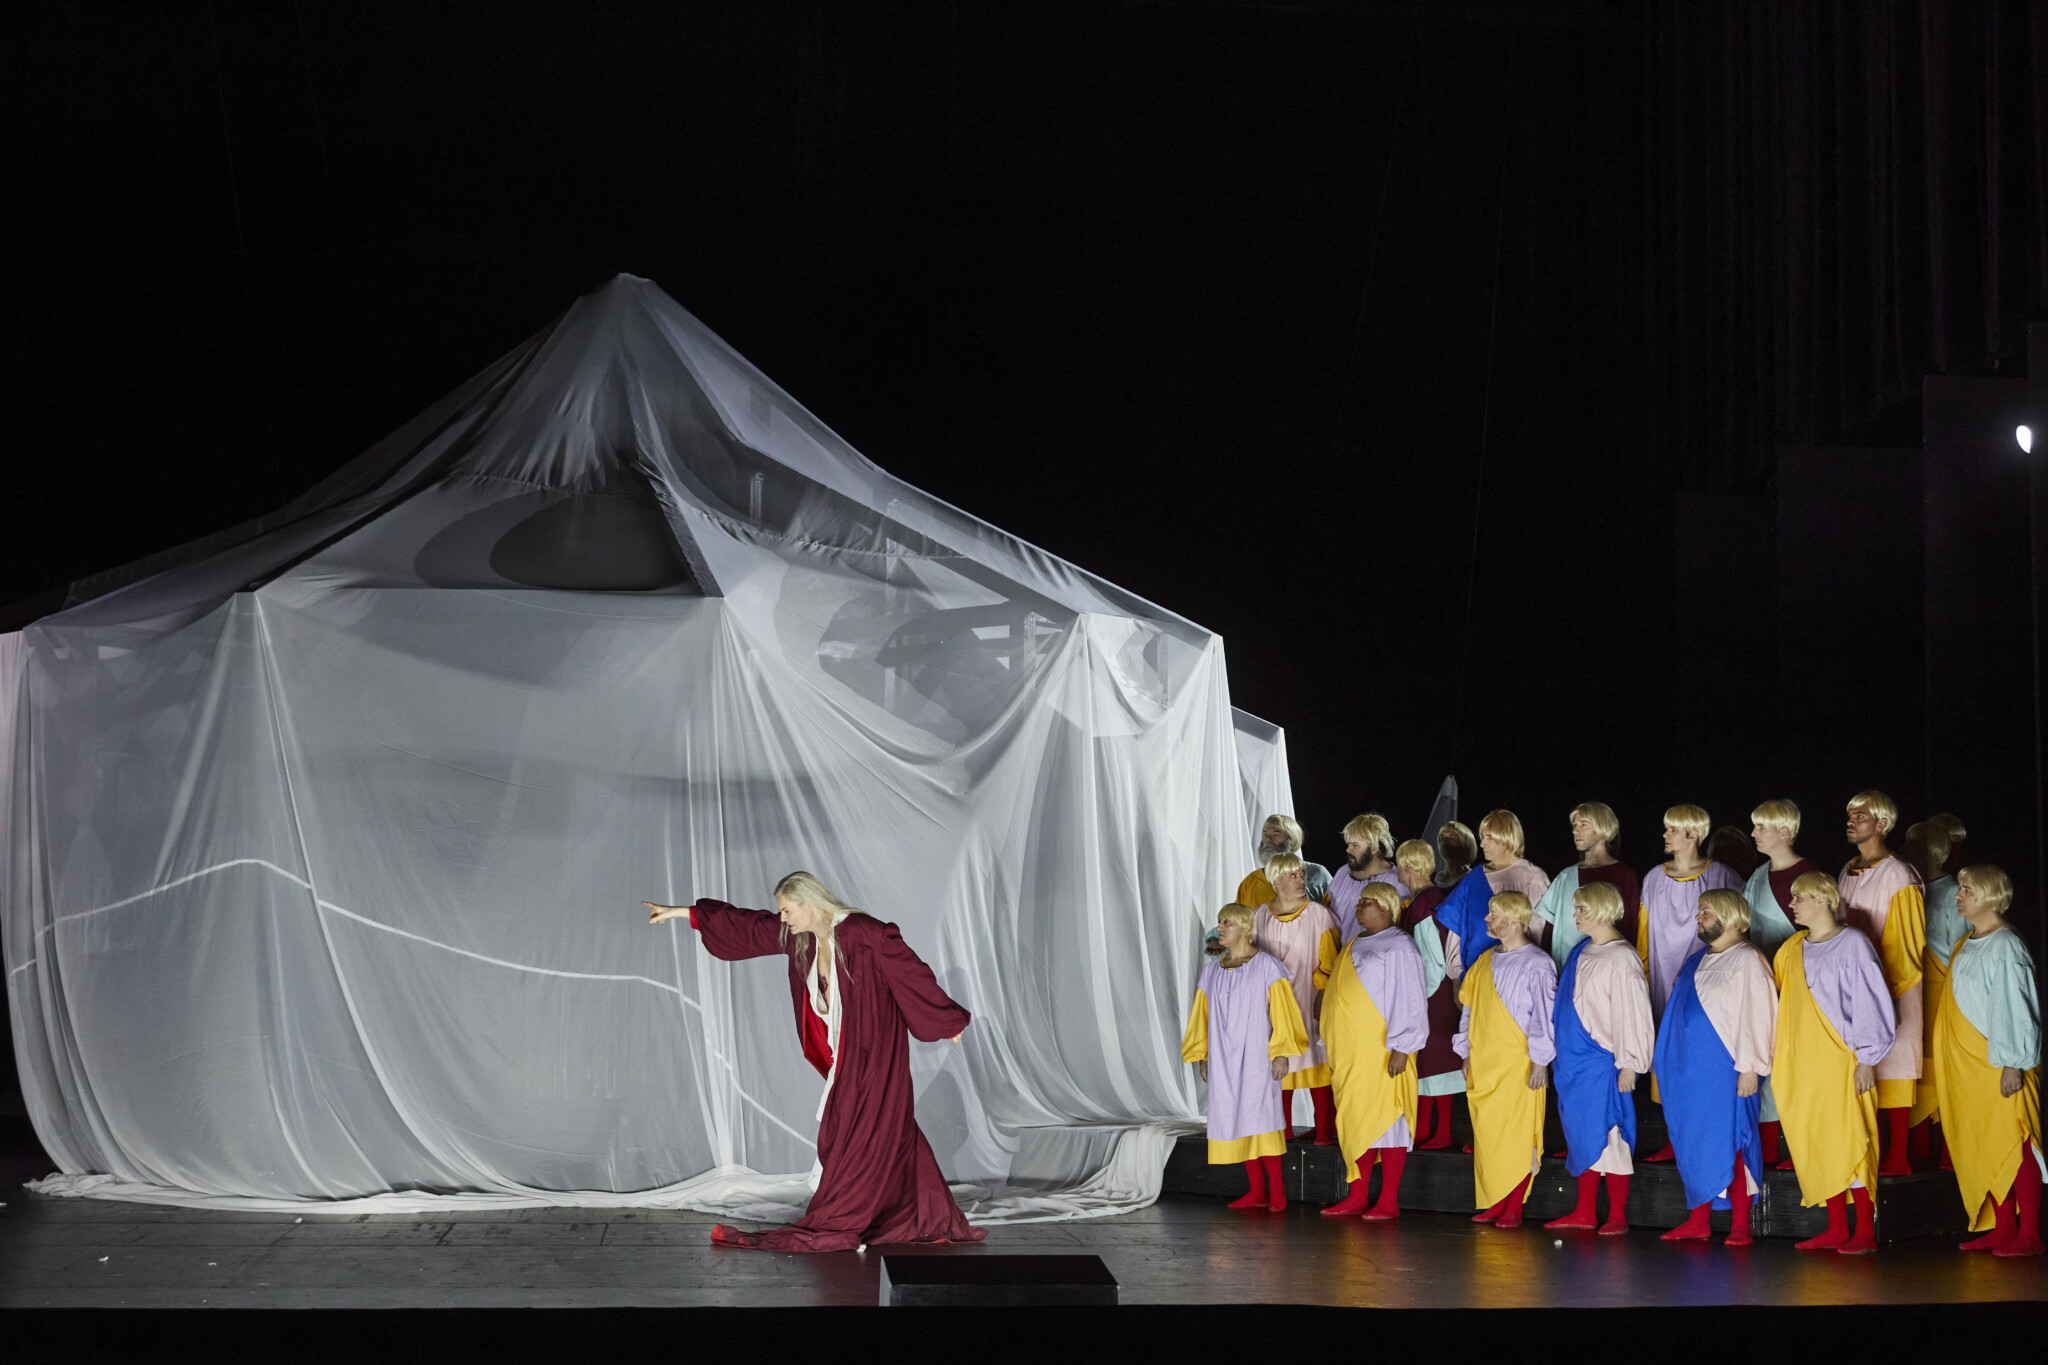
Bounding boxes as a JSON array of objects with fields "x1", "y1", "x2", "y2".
[
  {"x1": 1162, "y1": 1095, "x2": 1971, "y2": 1243},
  {"x1": 1, "y1": 1115, "x2": 2039, "y2": 1312}
]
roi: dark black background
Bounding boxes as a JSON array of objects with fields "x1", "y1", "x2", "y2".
[{"x1": 10, "y1": 1, "x2": 2044, "y2": 877}]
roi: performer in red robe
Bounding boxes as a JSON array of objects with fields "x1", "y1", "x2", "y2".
[{"x1": 648, "y1": 872, "x2": 985, "y2": 1252}]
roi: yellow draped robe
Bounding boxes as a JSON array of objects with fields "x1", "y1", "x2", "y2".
[
  {"x1": 1930, "y1": 942, "x2": 2043, "y2": 1232},
  {"x1": 1321, "y1": 956, "x2": 1419, "y2": 1183},
  {"x1": 1460, "y1": 950, "x2": 1545, "y2": 1209},
  {"x1": 1181, "y1": 973, "x2": 1312, "y2": 1163},
  {"x1": 1912, "y1": 941, "x2": 1950, "y2": 1127},
  {"x1": 1772, "y1": 935, "x2": 1881, "y2": 1206}
]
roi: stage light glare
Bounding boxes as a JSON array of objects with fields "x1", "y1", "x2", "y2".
[{"x1": 2020, "y1": 424, "x2": 2035, "y2": 454}]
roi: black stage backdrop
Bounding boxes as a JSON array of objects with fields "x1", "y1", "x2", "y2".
[{"x1": 8, "y1": 1, "x2": 2045, "y2": 881}]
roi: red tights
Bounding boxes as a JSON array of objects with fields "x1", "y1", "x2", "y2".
[
  {"x1": 1961, "y1": 1147, "x2": 2045, "y2": 1257},
  {"x1": 1416, "y1": 1094, "x2": 1455, "y2": 1149},
  {"x1": 1545, "y1": 1170, "x2": 1632, "y2": 1234},
  {"x1": 1323, "y1": 1146, "x2": 1408, "y2": 1219},
  {"x1": 1796, "y1": 1185, "x2": 1876, "y2": 1253},
  {"x1": 1662, "y1": 1160, "x2": 1752, "y2": 1245},
  {"x1": 1877, "y1": 1107, "x2": 1912, "y2": 1175},
  {"x1": 1229, "y1": 1155, "x2": 1287, "y2": 1212},
  {"x1": 1473, "y1": 1179, "x2": 1529, "y2": 1229}
]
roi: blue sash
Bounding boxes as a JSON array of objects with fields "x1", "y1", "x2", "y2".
[
  {"x1": 1652, "y1": 952, "x2": 1763, "y2": 1209},
  {"x1": 1432, "y1": 867, "x2": 1499, "y2": 963},
  {"x1": 1552, "y1": 939, "x2": 1635, "y2": 1177}
]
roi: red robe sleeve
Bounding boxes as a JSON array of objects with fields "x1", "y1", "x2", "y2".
[
  {"x1": 869, "y1": 919, "x2": 972, "y2": 1042},
  {"x1": 687, "y1": 899, "x2": 784, "y2": 961}
]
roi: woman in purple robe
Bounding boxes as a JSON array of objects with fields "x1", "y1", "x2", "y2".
[{"x1": 645, "y1": 872, "x2": 984, "y2": 1252}]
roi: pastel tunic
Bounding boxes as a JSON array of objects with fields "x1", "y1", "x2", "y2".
[
  {"x1": 1182, "y1": 951, "x2": 1312, "y2": 1163},
  {"x1": 1487, "y1": 859, "x2": 1553, "y2": 945},
  {"x1": 1323, "y1": 926, "x2": 1430, "y2": 1182},
  {"x1": 1329, "y1": 865, "x2": 1404, "y2": 944},
  {"x1": 1400, "y1": 886, "x2": 1467, "y2": 1095},
  {"x1": 1534, "y1": 862, "x2": 1642, "y2": 972},
  {"x1": 1456, "y1": 944, "x2": 1558, "y2": 1208},
  {"x1": 1656, "y1": 942, "x2": 1776, "y2": 1209},
  {"x1": 1638, "y1": 861, "x2": 1744, "y2": 1018},
  {"x1": 1906, "y1": 875, "x2": 1961, "y2": 1125},
  {"x1": 1772, "y1": 928, "x2": 1893, "y2": 1206},
  {"x1": 688, "y1": 901, "x2": 982, "y2": 1252},
  {"x1": 1254, "y1": 900, "x2": 1341, "y2": 1089},
  {"x1": 1554, "y1": 939, "x2": 1653, "y2": 1177},
  {"x1": 1934, "y1": 926, "x2": 2045, "y2": 1230},
  {"x1": 1837, "y1": 853, "x2": 1927, "y2": 1109}
]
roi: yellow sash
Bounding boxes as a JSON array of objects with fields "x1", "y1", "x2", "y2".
[
  {"x1": 1322, "y1": 960, "x2": 1417, "y2": 1183},
  {"x1": 1772, "y1": 935, "x2": 1881, "y2": 1206},
  {"x1": 1910, "y1": 945, "x2": 1952, "y2": 1126},
  {"x1": 1460, "y1": 950, "x2": 1544, "y2": 1208},
  {"x1": 1931, "y1": 972, "x2": 2043, "y2": 1232}
]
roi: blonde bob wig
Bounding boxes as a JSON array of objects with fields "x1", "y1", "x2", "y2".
[
  {"x1": 1790, "y1": 869, "x2": 1841, "y2": 913},
  {"x1": 1571, "y1": 881, "x2": 1625, "y2": 926},
  {"x1": 1663, "y1": 804, "x2": 1711, "y2": 843},
  {"x1": 1958, "y1": 864, "x2": 2013, "y2": 915},
  {"x1": 1487, "y1": 891, "x2": 1535, "y2": 926},
  {"x1": 1263, "y1": 851, "x2": 1307, "y2": 888},
  {"x1": 1342, "y1": 812, "x2": 1395, "y2": 858},
  {"x1": 1846, "y1": 790, "x2": 1898, "y2": 833},
  {"x1": 1395, "y1": 838, "x2": 1436, "y2": 884},
  {"x1": 1750, "y1": 799, "x2": 1802, "y2": 838},
  {"x1": 1356, "y1": 882, "x2": 1404, "y2": 926},
  {"x1": 1477, "y1": 809, "x2": 1526, "y2": 861},
  {"x1": 1698, "y1": 887, "x2": 1751, "y2": 936}
]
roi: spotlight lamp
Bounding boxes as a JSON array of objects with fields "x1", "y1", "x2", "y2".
[{"x1": 2021, "y1": 424, "x2": 2035, "y2": 454}]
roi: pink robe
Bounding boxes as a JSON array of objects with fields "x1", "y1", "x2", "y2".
[
  {"x1": 1571, "y1": 940, "x2": 1655, "y2": 1172},
  {"x1": 1254, "y1": 899, "x2": 1340, "y2": 1081},
  {"x1": 1837, "y1": 853, "x2": 1925, "y2": 1095}
]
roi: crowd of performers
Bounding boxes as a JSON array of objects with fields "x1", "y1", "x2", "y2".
[{"x1": 1179, "y1": 797, "x2": 2043, "y2": 1257}]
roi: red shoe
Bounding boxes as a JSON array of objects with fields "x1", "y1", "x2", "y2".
[
  {"x1": 1322, "y1": 1186, "x2": 1376, "y2": 1217},
  {"x1": 1960, "y1": 1228, "x2": 2011, "y2": 1252},
  {"x1": 1993, "y1": 1236, "x2": 2045, "y2": 1257},
  {"x1": 1643, "y1": 1142, "x2": 1676, "y2": 1164},
  {"x1": 1462, "y1": 1144, "x2": 1475, "y2": 1154},
  {"x1": 1775, "y1": 1156, "x2": 1797, "y2": 1171},
  {"x1": 1660, "y1": 1206, "x2": 1713, "y2": 1242}
]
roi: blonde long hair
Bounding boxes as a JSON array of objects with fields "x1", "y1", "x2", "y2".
[{"x1": 775, "y1": 871, "x2": 864, "y2": 976}]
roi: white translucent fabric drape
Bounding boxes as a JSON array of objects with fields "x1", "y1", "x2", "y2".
[{"x1": 1, "y1": 277, "x2": 1276, "y2": 1220}]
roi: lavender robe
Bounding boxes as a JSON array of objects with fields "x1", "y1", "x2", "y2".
[
  {"x1": 1349, "y1": 925, "x2": 1432, "y2": 1054},
  {"x1": 1454, "y1": 944, "x2": 1559, "y2": 1066},
  {"x1": 1641, "y1": 861, "x2": 1743, "y2": 1018},
  {"x1": 1801, "y1": 928, "x2": 1897, "y2": 1066},
  {"x1": 1330, "y1": 865, "x2": 1405, "y2": 944},
  {"x1": 1195, "y1": 951, "x2": 1296, "y2": 1141}
]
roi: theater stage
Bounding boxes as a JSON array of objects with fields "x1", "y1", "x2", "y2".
[{"x1": 2, "y1": 1118, "x2": 2040, "y2": 1312}]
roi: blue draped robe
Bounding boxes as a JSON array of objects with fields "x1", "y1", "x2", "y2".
[
  {"x1": 1652, "y1": 952, "x2": 1764, "y2": 1209},
  {"x1": 1553, "y1": 938, "x2": 1636, "y2": 1177}
]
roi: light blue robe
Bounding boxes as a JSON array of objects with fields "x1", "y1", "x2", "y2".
[
  {"x1": 1534, "y1": 865, "x2": 1584, "y2": 972},
  {"x1": 1741, "y1": 862, "x2": 1802, "y2": 1126},
  {"x1": 1948, "y1": 927, "x2": 2041, "y2": 1070},
  {"x1": 1924, "y1": 876, "x2": 1964, "y2": 971}
]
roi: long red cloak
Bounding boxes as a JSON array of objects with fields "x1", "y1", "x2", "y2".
[{"x1": 689, "y1": 899, "x2": 986, "y2": 1252}]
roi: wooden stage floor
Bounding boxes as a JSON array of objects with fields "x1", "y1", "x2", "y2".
[{"x1": 3, "y1": 1120, "x2": 2041, "y2": 1311}]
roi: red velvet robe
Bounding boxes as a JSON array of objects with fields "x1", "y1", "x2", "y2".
[{"x1": 689, "y1": 899, "x2": 986, "y2": 1252}]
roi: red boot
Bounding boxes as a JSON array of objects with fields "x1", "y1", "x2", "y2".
[
  {"x1": 1263, "y1": 1154, "x2": 1287, "y2": 1212},
  {"x1": 1644, "y1": 1141, "x2": 1676, "y2": 1163},
  {"x1": 1908, "y1": 1118, "x2": 1933, "y2": 1163},
  {"x1": 1361, "y1": 1147, "x2": 1406, "y2": 1220},
  {"x1": 1726, "y1": 1161, "x2": 1754, "y2": 1247},
  {"x1": 1545, "y1": 1171, "x2": 1602, "y2": 1231},
  {"x1": 1599, "y1": 1174, "x2": 1631, "y2": 1234},
  {"x1": 1877, "y1": 1108, "x2": 1912, "y2": 1176},
  {"x1": 1839, "y1": 1186, "x2": 1878, "y2": 1254},
  {"x1": 1760, "y1": 1121, "x2": 1781, "y2": 1166},
  {"x1": 1994, "y1": 1149, "x2": 2044, "y2": 1257},
  {"x1": 1228, "y1": 1158, "x2": 1269, "y2": 1210},
  {"x1": 1323, "y1": 1154, "x2": 1377, "y2": 1216},
  {"x1": 1310, "y1": 1086, "x2": 1337, "y2": 1146},
  {"x1": 1796, "y1": 1193, "x2": 1850, "y2": 1250}
]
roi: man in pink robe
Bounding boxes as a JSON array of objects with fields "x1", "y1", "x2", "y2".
[{"x1": 1838, "y1": 790, "x2": 1927, "y2": 1175}]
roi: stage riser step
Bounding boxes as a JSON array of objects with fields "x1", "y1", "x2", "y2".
[{"x1": 1162, "y1": 1135, "x2": 1968, "y2": 1243}]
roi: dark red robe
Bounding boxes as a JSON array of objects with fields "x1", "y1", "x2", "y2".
[
  {"x1": 689, "y1": 899, "x2": 986, "y2": 1252},
  {"x1": 1398, "y1": 885, "x2": 1464, "y2": 1082}
]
